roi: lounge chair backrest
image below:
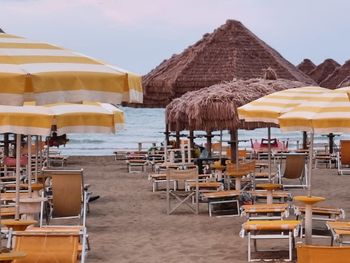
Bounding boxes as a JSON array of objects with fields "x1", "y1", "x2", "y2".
[
  {"x1": 166, "y1": 168, "x2": 198, "y2": 183},
  {"x1": 297, "y1": 244, "x2": 350, "y2": 263},
  {"x1": 226, "y1": 161, "x2": 255, "y2": 173},
  {"x1": 13, "y1": 231, "x2": 79, "y2": 263},
  {"x1": 283, "y1": 155, "x2": 305, "y2": 179},
  {"x1": 340, "y1": 140, "x2": 350, "y2": 165},
  {"x1": 43, "y1": 169, "x2": 83, "y2": 218}
]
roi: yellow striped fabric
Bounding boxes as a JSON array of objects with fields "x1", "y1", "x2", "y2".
[
  {"x1": 45, "y1": 103, "x2": 124, "y2": 135},
  {"x1": 238, "y1": 87, "x2": 328, "y2": 124},
  {"x1": 278, "y1": 87, "x2": 350, "y2": 133},
  {"x1": 0, "y1": 33, "x2": 142, "y2": 105},
  {"x1": 0, "y1": 105, "x2": 53, "y2": 136}
]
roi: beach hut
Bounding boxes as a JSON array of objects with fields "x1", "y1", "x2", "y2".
[
  {"x1": 166, "y1": 76, "x2": 307, "y2": 161},
  {"x1": 142, "y1": 19, "x2": 315, "y2": 107},
  {"x1": 309, "y1": 58, "x2": 340, "y2": 84},
  {"x1": 297, "y1": 59, "x2": 316, "y2": 75},
  {"x1": 320, "y1": 60, "x2": 350, "y2": 89}
]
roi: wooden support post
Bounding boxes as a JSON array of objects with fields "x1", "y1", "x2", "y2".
[
  {"x1": 206, "y1": 131, "x2": 212, "y2": 158},
  {"x1": 230, "y1": 130, "x2": 237, "y2": 163}
]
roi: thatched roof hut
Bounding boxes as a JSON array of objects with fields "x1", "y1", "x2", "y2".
[
  {"x1": 143, "y1": 19, "x2": 315, "y2": 107},
  {"x1": 309, "y1": 59, "x2": 340, "y2": 84},
  {"x1": 320, "y1": 60, "x2": 350, "y2": 89},
  {"x1": 166, "y1": 78, "x2": 307, "y2": 132},
  {"x1": 297, "y1": 59, "x2": 316, "y2": 75}
]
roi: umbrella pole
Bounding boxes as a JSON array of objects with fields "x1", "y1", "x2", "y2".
[
  {"x1": 15, "y1": 134, "x2": 21, "y2": 220},
  {"x1": 268, "y1": 125, "x2": 272, "y2": 181},
  {"x1": 27, "y1": 135, "x2": 32, "y2": 198},
  {"x1": 35, "y1": 135, "x2": 39, "y2": 182},
  {"x1": 308, "y1": 132, "x2": 314, "y2": 197}
]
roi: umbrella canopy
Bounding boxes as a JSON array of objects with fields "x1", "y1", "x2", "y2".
[
  {"x1": 166, "y1": 78, "x2": 308, "y2": 132},
  {"x1": 0, "y1": 33, "x2": 143, "y2": 105},
  {"x1": 238, "y1": 86, "x2": 329, "y2": 124},
  {"x1": 278, "y1": 87, "x2": 350, "y2": 133},
  {"x1": 0, "y1": 105, "x2": 53, "y2": 136},
  {"x1": 47, "y1": 102, "x2": 124, "y2": 135}
]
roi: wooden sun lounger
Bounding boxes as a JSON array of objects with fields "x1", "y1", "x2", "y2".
[
  {"x1": 241, "y1": 203, "x2": 289, "y2": 220},
  {"x1": 294, "y1": 206, "x2": 345, "y2": 221},
  {"x1": 241, "y1": 220, "x2": 301, "y2": 262},
  {"x1": 12, "y1": 231, "x2": 80, "y2": 263},
  {"x1": 297, "y1": 244, "x2": 350, "y2": 263}
]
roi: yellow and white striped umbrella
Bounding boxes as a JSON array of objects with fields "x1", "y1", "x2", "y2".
[
  {"x1": 238, "y1": 86, "x2": 328, "y2": 124},
  {"x1": 46, "y1": 102, "x2": 124, "y2": 135},
  {"x1": 0, "y1": 33, "x2": 143, "y2": 105},
  {"x1": 0, "y1": 105, "x2": 53, "y2": 136},
  {"x1": 278, "y1": 87, "x2": 350, "y2": 133}
]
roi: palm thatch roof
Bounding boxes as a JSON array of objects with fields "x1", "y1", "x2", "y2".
[
  {"x1": 166, "y1": 78, "x2": 307, "y2": 132},
  {"x1": 297, "y1": 59, "x2": 316, "y2": 75},
  {"x1": 309, "y1": 59, "x2": 340, "y2": 84},
  {"x1": 142, "y1": 19, "x2": 315, "y2": 107},
  {"x1": 320, "y1": 60, "x2": 350, "y2": 89}
]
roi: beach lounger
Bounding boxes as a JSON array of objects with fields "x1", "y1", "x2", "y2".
[
  {"x1": 337, "y1": 140, "x2": 350, "y2": 175},
  {"x1": 297, "y1": 244, "x2": 350, "y2": 263},
  {"x1": 166, "y1": 168, "x2": 199, "y2": 215},
  {"x1": 241, "y1": 203, "x2": 289, "y2": 220},
  {"x1": 278, "y1": 154, "x2": 307, "y2": 189},
  {"x1": 202, "y1": 190, "x2": 240, "y2": 217},
  {"x1": 327, "y1": 221, "x2": 350, "y2": 245},
  {"x1": 241, "y1": 220, "x2": 301, "y2": 262},
  {"x1": 41, "y1": 169, "x2": 87, "y2": 227},
  {"x1": 11, "y1": 230, "x2": 81, "y2": 263},
  {"x1": 247, "y1": 190, "x2": 292, "y2": 203}
]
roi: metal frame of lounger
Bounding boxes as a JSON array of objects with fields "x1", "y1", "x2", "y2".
[{"x1": 241, "y1": 220, "x2": 301, "y2": 262}]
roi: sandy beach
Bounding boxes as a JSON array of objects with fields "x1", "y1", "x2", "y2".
[{"x1": 63, "y1": 156, "x2": 350, "y2": 263}]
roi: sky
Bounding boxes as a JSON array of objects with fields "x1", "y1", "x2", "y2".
[{"x1": 0, "y1": 0, "x2": 349, "y2": 75}]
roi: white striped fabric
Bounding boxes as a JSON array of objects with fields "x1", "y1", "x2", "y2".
[
  {"x1": 0, "y1": 33, "x2": 143, "y2": 105},
  {"x1": 278, "y1": 87, "x2": 350, "y2": 133},
  {"x1": 45, "y1": 103, "x2": 124, "y2": 135},
  {"x1": 0, "y1": 105, "x2": 53, "y2": 136},
  {"x1": 238, "y1": 86, "x2": 329, "y2": 124}
]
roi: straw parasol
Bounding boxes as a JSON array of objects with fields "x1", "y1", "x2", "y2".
[
  {"x1": 297, "y1": 59, "x2": 316, "y2": 75},
  {"x1": 165, "y1": 76, "x2": 307, "y2": 161},
  {"x1": 309, "y1": 58, "x2": 340, "y2": 84},
  {"x1": 320, "y1": 60, "x2": 350, "y2": 89},
  {"x1": 0, "y1": 28, "x2": 4, "y2": 33},
  {"x1": 143, "y1": 19, "x2": 315, "y2": 107}
]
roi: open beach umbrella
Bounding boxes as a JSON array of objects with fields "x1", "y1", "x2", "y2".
[
  {"x1": 0, "y1": 106, "x2": 53, "y2": 219},
  {"x1": 238, "y1": 86, "x2": 328, "y2": 177},
  {"x1": 0, "y1": 33, "x2": 143, "y2": 105},
  {"x1": 278, "y1": 86, "x2": 350, "y2": 244}
]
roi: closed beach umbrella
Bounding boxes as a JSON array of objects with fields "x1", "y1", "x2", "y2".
[{"x1": 0, "y1": 33, "x2": 143, "y2": 105}]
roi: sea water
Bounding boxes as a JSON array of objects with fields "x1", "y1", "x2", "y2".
[{"x1": 58, "y1": 107, "x2": 349, "y2": 156}]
